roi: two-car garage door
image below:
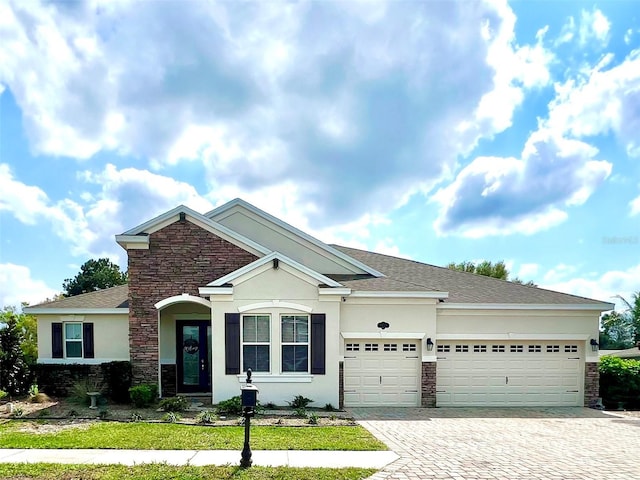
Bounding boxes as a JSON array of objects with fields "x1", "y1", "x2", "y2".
[{"x1": 436, "y1": 340, "x2": 583, "y2": 406}]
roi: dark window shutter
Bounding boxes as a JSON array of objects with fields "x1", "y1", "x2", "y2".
[
  {"x1": 311, "y1": 314, "x2": 326, "y2": 374},
  {"x1": 225, "y1": 313, "x2": 241, "y2": 375},
  {"x1": 52, "y1": 323, "x2": 63, "y2": 358},
  {"x1": 83, "y1": 323, "x2": 95, "y2": 358}
]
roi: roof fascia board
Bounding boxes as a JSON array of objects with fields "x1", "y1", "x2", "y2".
[
  {"x1": 207, "y1": 251, "x2": 343, "y2": 288},
  {"x1": 206, "y1": 198, "x2": 385, "y2": 278},
  {"x1": 199, "y1": 287, "x2": 234, "y2": 295},
  {"x1": 24, "y1": 308, "x2": 128, "y2": 315},
  {"x1": 349, "y1": 291, "x2": 449, "y2": 299},
  {"x1": 117, "y1": 204, "x2": 270, "y2": 257},
  {"x1": 319, "y1": 288, "x2": 352, "y2": 295},
  {"x1": 437, "y1": 303, "x2": 614, "y2": 311}
]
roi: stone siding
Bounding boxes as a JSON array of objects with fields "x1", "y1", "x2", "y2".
[
  {"x1": 128, "y1": 218, "x2": 258, "y2": 384},
  {"x1": 421, "y1": 362, "x2": 436, "y2": 407},
  {"x1": 338, "y1": 361, "x2": 344, "y2": 409},
  {"x1": 161, "y1": 364, "x2": 177, "y2": 397},
  {"x1": 34, "y1": 364, "x2": 104, "y2": 397},
  {"x1": 584, "y1": 362, "x2": 600, "y2": 407}
]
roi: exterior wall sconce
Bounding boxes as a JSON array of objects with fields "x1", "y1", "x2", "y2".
[
  {"x1": 590, "y1": 339, "x2": 599, "y2": 352},
  {"x1": 273, "y1": 258, "x2": 279, "y2": 269},
  {"x1": 426, "y1": 338, "x2": 434, "y2": 351},
  {"x1": 377, "y1": 321, "x2": 390, "y2": 330}
]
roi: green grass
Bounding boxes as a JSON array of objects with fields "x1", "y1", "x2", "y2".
[
  {"x1": 0, "y1": 422, "x2": 387, "y2": 451},
  {"x1": 0, "y1": 463, "x2": 377, "y2": 479}
]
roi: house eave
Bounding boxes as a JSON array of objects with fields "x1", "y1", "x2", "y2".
[
  {"x1": 348, "y1": 291, "x2": 449, "y2": 299},
  {"x1": 437, "y1": 302, "x2": 614, "y2": 311},
  {"x1": 24, "y1": 308, "x2": 129, "y2": 315}
]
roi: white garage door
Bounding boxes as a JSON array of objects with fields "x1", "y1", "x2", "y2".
[
  {"x1": 436, "y1": 341, "x2": 583, "y2": 406},
  {"x1": 344, "y1": 341, "x2": 421, "y2": 407}
]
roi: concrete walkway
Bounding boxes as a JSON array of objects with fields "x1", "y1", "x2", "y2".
[{"x1": 0, "y1": 448, "x2": 398, "y2": 468}]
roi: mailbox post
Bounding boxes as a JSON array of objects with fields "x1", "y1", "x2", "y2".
[{"x1": 240, "y1": 368, "x2": 259, "y2": 468}]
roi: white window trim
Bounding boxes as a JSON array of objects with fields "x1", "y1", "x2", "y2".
[
  {"x1": 64, "y1": 322, "x2": 83, "y2": 359},
  {"x1": 241, "y1": 314, "x2": 271, "y2": 373},
  {"x1": 281, "y1": 314, "x2": 310, "y2": 374}
]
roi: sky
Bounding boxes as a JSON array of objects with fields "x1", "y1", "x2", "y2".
[{"x1": 0, "y1": 0, "x2": 639, "y2": 310}]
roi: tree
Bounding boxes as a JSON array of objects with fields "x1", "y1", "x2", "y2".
[
  {"x1": 63, "y1": 258, "x2": 128, "y2": 297},
  {"x1": 447, "y1": 260, "x2": 537, "y2": 285},
  {"x1": 600, "y1": 292, "x2": 640, "y2": 349},
  {"x1": 0, "y1": 306, "x2": 37, "y2": 366},
  {"x1": 0, "y1": 313, "x2": 31, "y2": 396}
]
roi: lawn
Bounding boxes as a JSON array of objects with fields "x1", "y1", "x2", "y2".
[
  {"x1": 0, "y1": 421, "x2": 387, "y2": 451},
  {"x1": 0, "y1": 463, "x2": 377, "y2": 480}
]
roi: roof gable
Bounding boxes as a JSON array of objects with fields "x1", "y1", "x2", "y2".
[
  {"x1": 115, "y1": 204, "x2": 269, "y2": 257},
  {"x1": 205, "y1": 199, "x2": 383, "y2": 277}
]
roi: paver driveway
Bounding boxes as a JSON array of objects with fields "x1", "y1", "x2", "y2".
[{"x1": 350, "y1": 407, "x2": 640, "y2": 480}]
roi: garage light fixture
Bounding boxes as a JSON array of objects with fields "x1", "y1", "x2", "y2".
[
  {"x1": 426, "y1": 338, "x2": 434, "y2": 351},
  {"x1": 590, "y1": 339, "x2": 599, "y2": 352}
]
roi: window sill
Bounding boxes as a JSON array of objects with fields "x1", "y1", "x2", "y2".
[{"x1": 236, "y1": 374, "x2": 313, "y2": 383}]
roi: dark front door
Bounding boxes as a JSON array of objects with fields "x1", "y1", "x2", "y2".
[{"x1": 177, "y1": 320, "x2": 211, "y2": 393}]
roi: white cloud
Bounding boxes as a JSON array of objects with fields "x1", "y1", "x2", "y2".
[
  {"x1": 517, "y1": 263, "x2": 539, "y2": 279},
  {"x1": 431, "y1": 130, "x2": 612, "y2": 237},
  {"x1": 579, "y1": 8, "x2": 610, "y2": 46},
  {"x1": 0, "y1": 263, "x2": 59, "y2": 307},
  {"x1": 541, "y1": 263, "x2": 640, "y2": 310},
  {"x1": 546, "y1": 49, "x2": 640, "y2": 157},
  {"x1": 0, "y1": 0, "x2": 555, "y2": 228},
  {"x1": 630, "y1": 195, "x2": 640, "y2": 216}
]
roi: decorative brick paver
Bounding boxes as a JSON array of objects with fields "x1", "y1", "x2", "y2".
[{"x1": 350, "y1": 407, "x2": 640, "y2": 480}]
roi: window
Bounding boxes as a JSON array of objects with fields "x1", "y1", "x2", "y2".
[
  {"x1": 384, "y1": 343, "x2": 398, "y2": 351},
  {"x1": 65, "y1": 323, "x2": 83, "y2": 358},
  {"x1": 281, "y1": 315, "x2": 309, "y2": 372},
  {"x1": 564, "y1": 345, "x2": 578, "y2": 353},
  {"x1": 455, "y1": 345, "x2": 469, "y2": 353},
  {"x1": 492, "y1": 345, "x2": 505, "y2": 353},
  {"x1": 403, "y1": 344, "x2": 417, "y2": 352},
  {"x1": 346, "y1": 343, "x2": 360, "y2": 351},
  {"x1": 242, "y1": 315, "x2": 270, "y2": 372},
  {"x1": 510, "y1": 345, "x2": 524, "y2": 353},
  {"x1": 547, "y1": 345, "x2": 560, "y2": 353},
  {"x1": 529, "y1": 345, "x2": 542, "y2": 353},
  {"x1": 365, "y1": 343, "x2": 379, "y2": 352},
  {"x1": 437, "y1": 344, "x2": 450, "y2": 353},
  {"x1": 473, "y1": 345, "x2": 487, "y2": 353}
]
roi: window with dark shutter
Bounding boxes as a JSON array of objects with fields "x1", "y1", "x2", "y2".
[
  {"x1": 310, "y1": 313, "x2": 325, "y2": 374},
  {"x1": 83, "y1": 323, "x2": 95, "y2": 358},
  {"x1": 52, "y1": 323, "x2": 63, "y2": 358},
  {"x1": 225, "y1": 313, "x2": 241, "y2": 375}
]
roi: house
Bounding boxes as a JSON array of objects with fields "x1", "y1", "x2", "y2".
[{"x1": 25, "y1": 199, "x2": 614, "y2": 408}]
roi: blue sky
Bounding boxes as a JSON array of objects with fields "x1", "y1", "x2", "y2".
[{"x1": 1, "y1": 0, "x2": 639, "y2": 309}]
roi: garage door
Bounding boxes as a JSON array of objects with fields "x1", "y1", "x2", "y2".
[
  {"x1": 344, "y1": 341, "x2": 421, "y2": 406},
  {"x1": 436, "y1": 341, "x2": 583, "y2": 406}
]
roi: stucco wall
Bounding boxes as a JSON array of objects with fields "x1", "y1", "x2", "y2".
[
  {"x1": 209, "y1": 264, "x2": 341, "y2": 407},
  {"x1": 37, "y1": 314, "x2": 129, "y2": 363}
]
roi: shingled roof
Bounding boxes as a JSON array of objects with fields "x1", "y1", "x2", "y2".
[
  {"x1": 27, "y1": 284, "x2": 129, "y2": 310},
  {"x1": 331, "y1": 245, "x2": 609, "y2": 305}
]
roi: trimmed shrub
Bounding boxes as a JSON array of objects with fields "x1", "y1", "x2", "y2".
[
  {"x1": 287, "y1": 395, "x2": 313, "y2": 409},
  {"x1": 599, "y1": 355, "x2": 640, "y2": 409},
  {"x1": 128, "y1": 384, "x2": 158, "y2": 408},
  {"x1": 159, "y1": 396, "x2": 190, "y2": 412},
  {"x1": 215, "y1": 396, "x2": 243, "y2": 415},
  {"x1": 101, "y1": 361, "x2": 132, "y2": 403}
]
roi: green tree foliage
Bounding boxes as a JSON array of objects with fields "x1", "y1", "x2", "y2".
[
  {"x1": 447, "y1": 260, "x2": 537, "y2": 286},
  {"x1": 0, "y1": 306, "x2": 37, "y2": 366},
  {"x1": 63, "y1": 258, "x2": 128, "y2": 297},
  {"x1": 599, "y1": 355, "x2": 640, "y2": 409},
  {"x1": 0, "y1": 313, "x2": 31, "y2": 395},
  {"x1": 600, "y1": 292, "x2": 640, "y2": 349}
]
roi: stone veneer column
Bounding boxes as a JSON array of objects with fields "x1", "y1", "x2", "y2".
[
  {"x1": 127, "y1": 218, "x2": 258, "y2": 385},
  {"x1": 421, "y1": 362, "x2": 436, "y2": 407},
  {"x1": 584, "y1": 362, "x2": 600, "y2": 407}
]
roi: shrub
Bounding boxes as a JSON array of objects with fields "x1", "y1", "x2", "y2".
[
  {"x1": 293, "y1": 407, "x2": 307, "y2": 417},
  {"x1": 130, "y1": 412, "x2": 143, "y2": 422},
  {"x1": 287, "y1": 395, "x2": 313, "y2": 409},
  {"x1": 196, "y1": 410, "x2": 218, "y2": 424},
  {"x1": 101, "y1": 361, "x2": 132, "y2": 403},
  {"x1": 128, "y1": 384, "x2": 158, "y2": 408},
  {"x1": 0, "y1": 315, "x2": 31, "y2": 396},
  {"x1": 215, "y1": 396, "x2": 243, "y2": 415},
  {"x1": 159, "y1": 396, "x2": 190, "y2": 412},
  {"x1": 98, "y1": 409, "x2": 109, "y2": 420},
  {"x1": 599, "y1": 356, "x2": 640, "y2": 409},
  {"x1": 307, "y1": 413, "x2": 319, "y2": 425},
  {"x1": 162, "y1": 412, "x2": 181, "y2": 423},
  {"x1": 28, "y1": 384, "x2": 38, "y2": 398},
  {"x1": 11, "y1": 406, "x2": 24, "y2": 418},
  {"x1": 324, "y1": 403, "x2": 335, "y2": 411},
  {"x1": 0, "y1": 390, "x2": 8, "y2": 401}
]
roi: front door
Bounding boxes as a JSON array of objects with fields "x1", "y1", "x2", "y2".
[{"x1": 177, "y1": 320, "x2": 211, "y2": 393}]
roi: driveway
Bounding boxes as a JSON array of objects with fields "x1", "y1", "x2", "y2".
[{"x1": 349, "y1": 407, "x2": 640, "y2": 480}]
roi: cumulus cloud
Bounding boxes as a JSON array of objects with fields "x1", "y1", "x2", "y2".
[
  {"x1": 0, "y1": 0, "x2": 552, "y2": 228},
  {"x1": 541, "y1": 263, "x2": 640, "y2": 309},
  {"x1": 0, "y1": 263, "x2": 59, "y2": 307},
  {"x1": 431, "y1": 130, "x2": 612, "y2": 237},
  {"x1": 555, "y1": 8, "x2": 610, "y2": 48},
  {"x1": 630, "y1": 195, "x2": 640, "y2": 216}
]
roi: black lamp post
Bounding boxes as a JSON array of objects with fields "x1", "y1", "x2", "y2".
[{"x1": 240, "y1": 368, "x2": 259, "y2": 468}]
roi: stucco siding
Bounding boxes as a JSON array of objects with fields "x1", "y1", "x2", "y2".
[{"x1": 37, "y1": 314, "x2": 129, "y2": 363}]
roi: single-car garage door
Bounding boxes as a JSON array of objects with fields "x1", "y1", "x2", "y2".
[
  {"x1": 436, "y1": 340, "x2": 583, "y2": 406},
  {"x1": 344, "y1": 341, "x2": 421, "y2": 406}
]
